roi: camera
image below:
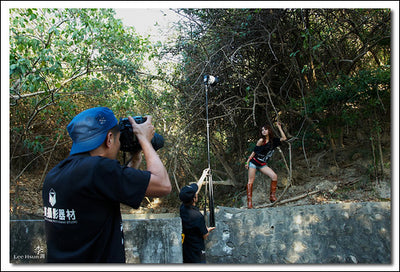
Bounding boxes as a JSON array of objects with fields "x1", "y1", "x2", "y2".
[{"x1": 119, "y1": 116, "x2": 164, "y2": 153}]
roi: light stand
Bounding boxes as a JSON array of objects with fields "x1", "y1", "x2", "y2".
[{"x1": 202, "y1": 75, "x2": 217, "y2": 228}]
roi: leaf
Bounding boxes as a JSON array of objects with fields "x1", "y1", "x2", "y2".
[{"x1": 290, "y1": 50, "x2": 300, "y2": 57}]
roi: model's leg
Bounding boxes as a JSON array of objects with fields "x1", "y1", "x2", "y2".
[
  {"x1": 247, "y1": 167, "x2": 256, "y2": 208},
  {"x1": 259, "y1": 166, "x2": 278, "y2": 202}
]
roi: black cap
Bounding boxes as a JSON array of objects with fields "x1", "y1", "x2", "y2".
[{"x1": 179, "y1": 184, "x2": 198, "y2": 203}]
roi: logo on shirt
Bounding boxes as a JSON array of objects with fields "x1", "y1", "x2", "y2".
[
  {"x1": 49, "y1": 188, "x2": 56, "y2": 207},
  {"x1": 44, "y1": 188, "x2": 78, "y2": 224}
]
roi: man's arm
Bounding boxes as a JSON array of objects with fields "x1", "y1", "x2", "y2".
[
  {"x1": 129, "y1": 116, "x2": 171, "y2": 197},
  {"x1": 196, "y1": 168, "x2": 210, "y2": 193},
  {"x1": 127, "y1": 151, "x2": 142, "y2": 169}
]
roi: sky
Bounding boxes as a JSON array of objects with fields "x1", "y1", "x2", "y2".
[
  {"x1": 114, "y1": 8, "x2": 181, "y2": 42},
  {"x1": 113, "y1": 8, "x2": 184, "y2": 75}
]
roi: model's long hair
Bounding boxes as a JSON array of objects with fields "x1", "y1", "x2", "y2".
[{"x1": 260, "y1": 124, "x2": 274, "y2": 141}]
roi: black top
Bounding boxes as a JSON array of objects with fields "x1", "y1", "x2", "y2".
[
  {"x1": 250, "y1": 137, "x2": 282, "y2": 166},
  {"x1": 42, "y1": 153, "x2": 150, "y2": 263},
  {"x1": 180, "y1": 204, "x2": 208, "y2": 261}
]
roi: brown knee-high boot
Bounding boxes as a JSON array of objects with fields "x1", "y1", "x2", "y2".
[
  {"x1": 270, "y1": 180, "x2": 277, "y2": 203},
  {"x1": 247, "y1": 183, "x2": 253, "y2": 208}
]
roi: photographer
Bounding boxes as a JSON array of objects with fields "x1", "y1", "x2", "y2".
[{"x1": 42, "y1": 107, "x2": 171, "y2": 263}]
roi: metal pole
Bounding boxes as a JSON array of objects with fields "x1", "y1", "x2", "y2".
[
  {"x1": 204, "y1": 79, "x2": 215, "y2": 227},
  {"x1": 208, "y1": 171, "x2": 215, "y2": 227},
  {"x1": 205, "y1": 84, "x2": 211, "y2": 170},
  {"x1": 204, "y1": 177, "x2": 208, "y2": 226}
]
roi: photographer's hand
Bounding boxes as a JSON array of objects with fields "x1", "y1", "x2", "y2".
[
  {"x1": 128, "y1": 116, "x2": 171, "y2": 197},
  {"x1": 129, "y1": 115, "x2": 154, "y2": 144}
]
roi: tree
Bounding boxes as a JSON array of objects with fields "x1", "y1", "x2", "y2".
[
  {"x1": 164, "y1": 8, "x2": 391, "y2": 191},
  {"x1": 9, "y1": 8, "x2": 152, "y2": 211}
]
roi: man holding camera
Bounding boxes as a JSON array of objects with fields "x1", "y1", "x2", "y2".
[{"x1": 42, "y1": 107, "x2": 171, "y2": 263}]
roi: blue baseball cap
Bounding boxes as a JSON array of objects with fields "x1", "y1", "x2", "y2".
[
  {"x1": 179, "y1": 183, "x2": 199, "y2": 203},
  {"x1": 67, "y1": 107, "x2": 118, "y2": 155}
]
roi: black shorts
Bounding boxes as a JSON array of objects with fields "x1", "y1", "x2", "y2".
[{"x1": 183, "y1": 246, "x2": 206, "y2": 263}]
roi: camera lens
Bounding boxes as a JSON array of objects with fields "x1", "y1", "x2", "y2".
[{"x1": 151, "y1": 133, "x2": 164, "y2": 151}]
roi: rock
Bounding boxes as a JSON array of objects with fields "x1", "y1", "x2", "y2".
[
  {"x1": 315, "y1": 180, "x2": 337, "y2": 193},
  {"x1": 374, "y1": 181, "x2": 391, "y2": 199},
  {"x1": 351, "y1": 153, "x2": 362, "y2": 161}
]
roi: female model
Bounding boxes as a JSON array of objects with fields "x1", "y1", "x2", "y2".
[{"x1": 245, "y1": 122, "x2": 287, "y2": 208}]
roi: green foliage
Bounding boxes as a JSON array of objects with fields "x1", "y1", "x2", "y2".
[
  {"x1": 9, "y1": 8, "x2": 152, "y2": 174},
  {"x1": 9, "y1": 8, "x2": 150, "y2": 101},
  {"x1": 23, "y1": 136, "x2": 45, "y2": 154},
  {"x1": 164, "y1": 8, "x2": 391, "y2": 186},
  {"x1": 306, "y1": 66, "x2": 390, "y2": 133},
  {"x1": 9, "y1": 7, "x2": 391, "y2": 195}
]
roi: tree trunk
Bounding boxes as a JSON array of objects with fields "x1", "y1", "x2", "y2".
[{"x1": 211, "y1": 142, "x2": 238, "y2": 187}]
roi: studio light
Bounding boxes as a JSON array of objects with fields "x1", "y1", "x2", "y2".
[{"x1": 203, "y1": 75, "x2": 219, "y2": 86}]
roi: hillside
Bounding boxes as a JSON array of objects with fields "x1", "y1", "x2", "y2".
[{"x1": 10, "y1": 136, "x2": 391, "y2": 219}]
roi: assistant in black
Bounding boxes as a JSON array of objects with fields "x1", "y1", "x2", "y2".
[{"x1": 179, "y1": 180, "x2": 215, "y2": 263}]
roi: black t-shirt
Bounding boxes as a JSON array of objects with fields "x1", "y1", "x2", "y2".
[
  {"x1": 42, "y1": 153, "x2": 150, "y2": 263},
  {"x1": 179, "y1": 204, "x2": 208, "y2": 262},
  {"x1": 250, "y1": 137, "x2": 282, "y2": 166}
]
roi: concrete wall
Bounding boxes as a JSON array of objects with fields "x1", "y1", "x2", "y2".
[
  {"x1": 9, "y1": 202, "x2": 391, "y2": 264},
  {"x1": 10, "y1": 216, "x2": 182, "y2": 264},
  {"x1": 123, "y1": 217, "x2": 182, "y2": 263},
  {"x1": 10, "y1": 219, "x2": 47, "y2": 263},
  {"x1": 206, "y1": 202, "x2": 391, "y2": 264}
]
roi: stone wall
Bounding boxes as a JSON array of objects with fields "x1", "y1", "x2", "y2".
[
  {"x1": 9, "y1": 202, "x2": 391, "y2": 264},
  {"x1": 123, "y1": 217, "x2": 182, "y2": 263},
  {"x1": 10, "y1": 219, "x2": 47, "y2": 263},
  {"x1": 206, "y1": 202, "x2": 391, "y2": 264},
  {"x1": 10, "y1": 216, "x2": 182, "y2": 264}
]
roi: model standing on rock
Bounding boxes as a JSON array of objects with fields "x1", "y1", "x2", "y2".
[{"x1": 245, "y1": 122, "x2": 287, "y2": 208}]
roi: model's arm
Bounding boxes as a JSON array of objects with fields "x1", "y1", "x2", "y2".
[
  {"x1": 245, "y1": 138, "x2": 265, "y2": 169},
  {"x1": 245, "y1": 151, "x2": 255, "y2": 169},
  {"x1": 129, "y1": 116, "x2": 171, "y2": 197},
  {"x1": 276, "y1": 122, "x2": 287, "y2": 142}
]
